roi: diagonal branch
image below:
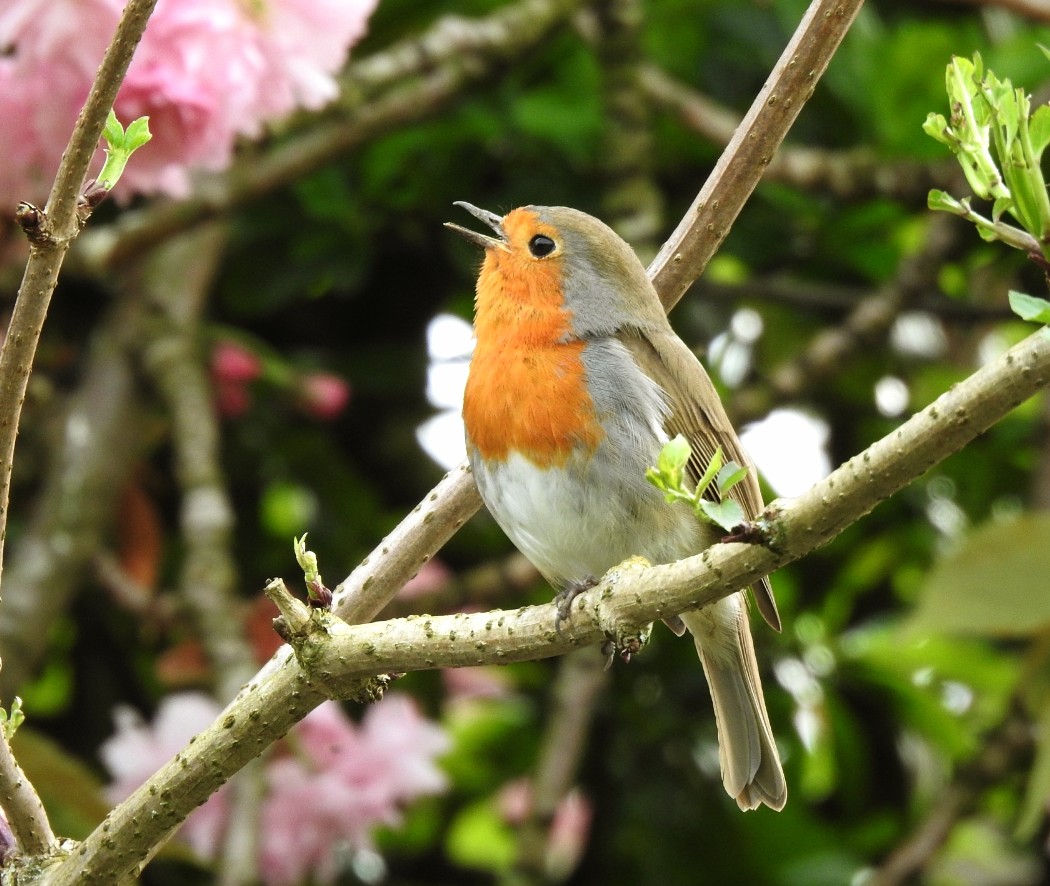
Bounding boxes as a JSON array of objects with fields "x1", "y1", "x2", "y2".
[
  {"x1": 0, "y1": 0, "x2": 157, "y2": 586},
  {"x1": 0, "y1": 0, "x2": 159, "y2": 860},
  {"x1": 647, "y1": 0, "x2": 866, "y2": 310},
  {"x1": 640, "y1": 64, "x2": 950, "y2": 201}
]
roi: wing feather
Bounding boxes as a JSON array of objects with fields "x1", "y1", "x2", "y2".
[{"x1": 618, "y1": 327, "x2": 781, "y2": 632}]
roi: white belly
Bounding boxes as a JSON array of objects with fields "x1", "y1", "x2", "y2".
[{"x1": 470, "y1": 446, "x2": 709, "y2": 589}]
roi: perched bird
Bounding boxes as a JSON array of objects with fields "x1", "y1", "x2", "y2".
[{"x1": 446, "y1": 202, "x2": 786, "y2": 811}]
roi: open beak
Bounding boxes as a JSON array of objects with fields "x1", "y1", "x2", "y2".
[{"x1": 444, "y1": 201, "x2": 509, "y2": 250}]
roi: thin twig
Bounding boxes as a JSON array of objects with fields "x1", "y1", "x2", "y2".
[
  {"x1": 867, "y1": 708, "x2": 1032, "y2": 886},
  {"x1": 0, "y1": 723, "x2": 53, "y2": 853},
  {"x1": 647, "y1": 0, "x2": 866, "y2": 310},
  {"x1": 511, "y1": 649, "x2": 610, "y2": 883},
  {"x1": 640, "y1": 65, "x2": 950, "y2": 202},
  {"x1": 931, "y1": 0, "x2": 1050, "y2": 23},
  {"x1": 734, "y1": 212, "x2": 961, "y2": 421},
  {"x1": 0, "y1": 0, "x2": 158, "y2": 590},
  {"x1": 692, "y1": 277, "x2": 1015, "y2": 322},
  {"x1": 134, "y1": 223, "x2": 265, "y2": 882}
]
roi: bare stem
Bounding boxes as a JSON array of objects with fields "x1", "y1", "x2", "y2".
[
  {"x1": 647, "y1": 0, "x2": 866, "y2": 310},
  {"x1": 0, "y1": 0, "x2": 158, "y2": 585},
  {"x1": 0, "y1": 726, "x2": 53, "y2": 853},
  {"x1": 0, "y1": 0, "x2": 158, "y2": 860}
]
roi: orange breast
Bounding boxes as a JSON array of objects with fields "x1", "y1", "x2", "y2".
[{"x1": 463, "y1": 247, "x2": 604, "y2": 467}]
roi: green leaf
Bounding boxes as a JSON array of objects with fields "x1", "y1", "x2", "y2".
[
  {"x1": 927, "y1": 189, "x2": 963, "y2": 213},
  {"x1": 699, "y1": 499, "x2": 745, "y2": 532},
  {"x1": 991, "y1": 196, "x2": 1012, "y2": 222},
  {"x1": 123, "y1": 116, "x2": 152, "y2": 152},
  {"x1": 101, "y1": 109, "x2": 124, "y2": 145},
  {"x1": 694, "y1": 446, "x2": 724, "y2": 499},
  {"x1": 0, "y1": 697, "x2": 24, "y2": 740},
  {"x1": 1030, "y1": 105, "x2": 1050, "y2": 162},
  {"x1": 96, "y1": 112, "x2": 152, "y2": 189},
  {"x1": 907, "y1": 512, "x2": 1050, "y2": 636},
  {"x1": 716, "y1": 462, "x2": 749, "y2": 496},
  {"x1": 1008, "y1": 290, "x2": 1050, "y2": 324},
  {"x1": 922, "y1": 112, "x2": 952, "y2": 146},
  {"x1": 658, "y1": 434, "x2": 691, "y2": 476}
]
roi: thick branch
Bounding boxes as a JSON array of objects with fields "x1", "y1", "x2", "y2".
[
  {"x1": 647, "y1": 0, "x2": 866, "y2": 309},
  {"x1": 289, "y1": 327, "x2": 1050, "y2": 682}
]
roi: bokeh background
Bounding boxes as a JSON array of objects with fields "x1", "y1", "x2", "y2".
[{"x1": 2, "y1": 0, "x2": 1050, "y2": 883}]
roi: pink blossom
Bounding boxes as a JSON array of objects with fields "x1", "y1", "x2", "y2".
[
  {"x1": 442, "y1": 666, "x2": 515, "y2": 704},
  {"x1": 260, "y1": 697, "x2": 450, "y2": 886},
  {"x1": 548, "y1": 789, "x2": 592, "y2": 879},
  {"x1": 210, "y1": 341, "x2": 262, "y2": 417},
  {"x1": 0, "y1": 0, "x2": 378, "y2": 205},
  {"x1": 297, "y1": 372, "x2": 351, "y2": 420},
  {"x1": 212, "y1": 341, "x2": 263, "y2": 384},
  {"x1": 497, "y1": 781, "x2": 592, "y2": 879},
  {"x1": 100, "y1": 692, "x2": 230, "y2": 861},
  {"x1": 399, "y1": 558, "x2": 452, "y2": 600}
]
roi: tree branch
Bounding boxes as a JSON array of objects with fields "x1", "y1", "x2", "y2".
[
  {"x1": 640, "y1": 64, "x2": 951, "y2": 202},
  {"x1": 278, "y1": 327, "x2": 1050, "y2": 685},
  {"x1": 868, "y1": 707, "x2": 1033, "y2": 886},
  {"x1": 0, "y1": 298, "x2": 147, "y2": 700},
  {"x1": 734, "y1": 212, "x2": 961, "y2": 421},
  {"x1": 134, "y1": 223, "x2": 265, "y2": 883},
  {"x1": 931, "y1": 0, "x2": 1050, "y2": 23},
  {"x1": 647, "y1": 0, "x2": 866, "y2": 309},
  {"x1": 0, "y1": 721, "x2": 53, "y2": 853},
  {"x1": 35, "y1": 0, "x2": 917, "y2": 879},
  {"x1": 0, "y1": 0, "x2": 158, "y2": 591}
]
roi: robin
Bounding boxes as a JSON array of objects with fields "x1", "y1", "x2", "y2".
[{"x1": 446, "y1": 202, "x2": 786, "y2": 812}]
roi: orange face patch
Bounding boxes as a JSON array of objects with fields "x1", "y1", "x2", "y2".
[{"x1": 463, "y1": 210, "x2": 604, "y2": 466}]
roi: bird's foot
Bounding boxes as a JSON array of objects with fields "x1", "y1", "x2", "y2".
[{"x1": 554, "y1": 577, "x2": 597, "y2": 633}]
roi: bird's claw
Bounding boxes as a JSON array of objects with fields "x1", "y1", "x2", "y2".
[{"x1": 553, "y1": 576, "x2": 597, "y2": 633}]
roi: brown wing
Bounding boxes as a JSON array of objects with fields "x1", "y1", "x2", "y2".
[{"x1": 619, "y1": 326, "x2": 781, "y2": 632}]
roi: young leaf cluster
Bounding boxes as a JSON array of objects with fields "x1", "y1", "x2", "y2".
[
  {"x1": 924, "y1": 53, "x2": 1050, "y2": 262},
  {"x1": 97, "y1": 109, "x2": 152, "y2": 190},
  {"x1": 645, "y1": 435, "x2": 749, "y2": 532}
]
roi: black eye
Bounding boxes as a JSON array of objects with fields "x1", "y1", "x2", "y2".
[{"x1": 528, "y1": 234, "x2": 556, "y2": 257}]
